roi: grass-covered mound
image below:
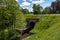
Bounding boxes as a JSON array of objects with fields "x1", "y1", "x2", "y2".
[{"x1": 25, "y1": 14, "x2": 60, "y2": 40}]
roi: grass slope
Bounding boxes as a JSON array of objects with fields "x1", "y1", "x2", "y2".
[{"x1": 24, "y1": 14, "x2": 60, "y2": 40}]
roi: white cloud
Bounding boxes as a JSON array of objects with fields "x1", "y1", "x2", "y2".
[
  {"x1": 29, "y1": 8, "x2": 33, "y2": 12},
  {"x1": 32, "y1": 0, "x2": 45, "y2": 4},
  {"x1": 23, "y1": 0, "x2": 26, "y2": 1},
  {"x1": 22, "y1": 7, "x2": 29, "y2": 9},
  {"x1": 20, "y1": 2, "x2": 30, "y2": 6},
  {"x1": 16, "y1": 0, "x2": 18, "y2": 2}
]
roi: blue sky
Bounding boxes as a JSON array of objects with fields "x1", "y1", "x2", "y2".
[{"x1": 16, "y1": 0, "x2": 56, "y2": 12}]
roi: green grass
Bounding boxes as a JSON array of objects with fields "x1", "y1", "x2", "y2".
[
  {"x1": 1, "y1": 14, "x2": 60, "y2": 40},
  {"x1": 24, "y1": 14, "x2": 60, "y2": 40}
]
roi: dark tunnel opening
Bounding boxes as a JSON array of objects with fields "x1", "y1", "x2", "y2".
[
  {"x1": 22, "y1": 21, "x2": 37, "y2": 35},
  {"x1": 21, "y1": 18, "x2": 39, "y2": 35},
  {"x1": 29, "y1": 22, "x2": 35, "y2": 29}
]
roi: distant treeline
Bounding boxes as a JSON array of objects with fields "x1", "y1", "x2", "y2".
[{"x1": 21, "y1": 0, "x2": 60, "y2": 14}]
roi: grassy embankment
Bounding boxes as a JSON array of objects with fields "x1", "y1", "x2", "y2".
[
  {"x1": 24, "y1": 14, "x2": 60, "y2": 40},
  {"x1": 1, "y1": 14, "x2": 60, "y2": 40}
]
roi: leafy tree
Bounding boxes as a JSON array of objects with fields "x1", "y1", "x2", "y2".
[
  {"x1": 0, "y1": 0, "x2": 18, "y2": 30},
  {"x1": 51, "y1": 0, "x2": 60, "y2": 13},
  {"x1": 42, "y1": 7, "x2": 52, "y2": 14},
  {"x1": 33, "y1": 4, "x2": 43, "y2": 14},
  {"x1": 0, "y1": 0, "x2": 25, "y2": 40},
  {"x1": 22, "y1": 8, "x2": 30, "y2": 14}
]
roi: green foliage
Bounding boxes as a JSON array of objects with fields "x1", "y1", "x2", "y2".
[
  {"x1": 0, "y1": 0, "x2": 25, "y2": 40},
  {"x1": 51, "y1": 0, "x2": 60, "y2": 13},
  {"x1": 0, "y1": 0, "x2": 16, "y2": 30},
  {"x1": 43, "y1": 7, "x2": 52, "y2": 14},
  {"x1": 22, "y1": 9, "x2": 30, "y2": 14},
  {"x1": 33, "y1": 4, "x2": 43, "y2": 14}
]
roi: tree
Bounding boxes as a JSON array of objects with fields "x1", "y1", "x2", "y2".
[
  {"x1": 0, "y1": 0, "x2": 19, "y2": 30},
  {"x1": 42, "y1": 7, "x2": 52, "y2": 14},
  {"x1": 22, "y1": 8, "x2": 30, "y2": 14},
  {"x1": 0, "y1": 0, "x2": 25, "y2": 40},
  {"x1": 56, "y1": 0, "x2": 60, "y2": 13},
  {"x1": 51, "y1": 0, "x2": 60, "y2": 13},
  {"x1": 33, "y1": 4, "x2": 43, "y2": 14}
]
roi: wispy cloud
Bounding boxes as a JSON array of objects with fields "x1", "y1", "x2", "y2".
[
  {"x1": 20, "y1": 2, "x2": 31, "y2": 7},
  {"x1": 32, "y1": 0, "x2": 45, "y2": 4}
]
